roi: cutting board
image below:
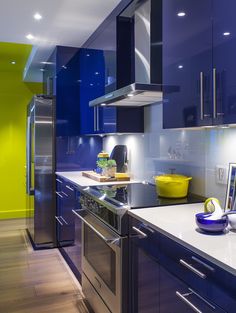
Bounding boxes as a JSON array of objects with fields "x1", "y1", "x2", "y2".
[{"x1": 82, "y1": 171, "x2": 130, "y2": 182}]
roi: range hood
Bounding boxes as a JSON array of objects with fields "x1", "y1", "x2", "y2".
[
  {"x1": 89, "y1": 83, "x2": 163, "y2": 107},
  {"x1": 89, "y1": 0, "x2": 176, "y2": 108}
]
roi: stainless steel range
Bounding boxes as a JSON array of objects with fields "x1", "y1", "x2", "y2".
[{"x1": 73, "y1": 183, "x2": 205, "y2": 313}]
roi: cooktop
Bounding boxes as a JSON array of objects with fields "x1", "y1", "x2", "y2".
[{"x1": 89, "y1": 182, "x2": 205, "y2": 209}]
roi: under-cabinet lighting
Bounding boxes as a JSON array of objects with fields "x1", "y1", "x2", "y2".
[
  {"x1": 34, "y1": 13, "x2": 42, "y2": 20},
  {"x1": 177, "y1": 12, "x2": 186, "y2": 17}
]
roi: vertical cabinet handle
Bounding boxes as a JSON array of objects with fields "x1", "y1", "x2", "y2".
[
  {"x1": 94, "y1": 107, "x2": 96, "y2": 132},
  {"x1": 213, "y1": 68, "x2": 217, "y2": 119},
  {"x1": 97, "y1": 107, "x2": 99, "y2": 131},
  {"x1": 200, "y1": 72, "x2": 204, "y2": 120}
]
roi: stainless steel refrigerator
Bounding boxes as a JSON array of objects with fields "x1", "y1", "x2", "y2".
[{"x1": 26, "y1": 95, "x2": 56, "y2": 248}]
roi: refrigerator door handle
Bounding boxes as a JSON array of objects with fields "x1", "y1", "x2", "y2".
[
  {"x1": 26, "y1": 115, "x2": 34, "y2": 195},
  {"x1": 26, "y1": 116, "x2": 31, "y2": 195}
]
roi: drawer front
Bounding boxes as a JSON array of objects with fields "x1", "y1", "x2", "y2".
[{"x1": 159, "y1": 233, "x2": 236, "y2": 312}]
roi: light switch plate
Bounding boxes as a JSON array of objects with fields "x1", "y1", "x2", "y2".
[{"x1": 215, "y1": 165, "x2": 228, "y2": 185}]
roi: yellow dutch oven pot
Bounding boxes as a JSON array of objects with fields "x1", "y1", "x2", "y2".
[{"x1": 154, "y1": 174, "x2": 192, "y2": 198}]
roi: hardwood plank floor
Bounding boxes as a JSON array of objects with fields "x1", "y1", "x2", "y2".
[{"x1": 0, "y1": 219, "x2": 89, "y2": 313}]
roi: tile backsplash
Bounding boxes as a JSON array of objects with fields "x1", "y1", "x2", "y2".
[{"x1": 103, "y1": 103, "x2": 236, "y2": 207}]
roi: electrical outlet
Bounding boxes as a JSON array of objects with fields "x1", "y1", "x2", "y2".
[{"x1": 215, "y1": 165, "x2": 228, "y2": 185}]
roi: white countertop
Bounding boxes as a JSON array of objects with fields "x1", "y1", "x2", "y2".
[
  {"x1": 56, "y1": 171, "x2": 140, "y2": 187},
  {"x1": 129, "y1": 203, "x2": 236, "y2": 275}
]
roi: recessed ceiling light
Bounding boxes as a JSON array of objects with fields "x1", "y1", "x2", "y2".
[
  {"x1": 178, "y1": 65, "x2": 183, "y2": 69},
  {"x1": 11, "y1": 61, "x2": 16, "y2": 65},
  {"x1": 34, "y1": 13, "x2": 42, "y2": 20},
  {"x1": 26, "y1": 33, "x2": 35, "y2": 40},
  {"x1": 223, "y1": 32, "x2": 230, "y2": 36},
  {"x1": 177, "y1": 12, "x2": 186, "y2": 17},
  {"x1": 95, "y1": 72, "x2": 99, "y2": 75}
]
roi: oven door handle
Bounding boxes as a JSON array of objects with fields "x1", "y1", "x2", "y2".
[{"x1": 72, "y1": 209, "x2": 120, "y2": 246}]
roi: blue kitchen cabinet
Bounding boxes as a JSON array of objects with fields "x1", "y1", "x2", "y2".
[
  {"x1": 160, "y1": 266, "x2": 225, "y2": 313},
  {"x1": 55, "y1": 176, "x2": 82, "y2": 282},
  {"x1": 163, "y1": 0, "x2": 212, "y2": 128},
  {"x1": 212, "y1": 0, "x2": 236, "y2": 125},
  {"x1": 129, "y1": 216, "x2": 230, "y2": 313},
  {"x1": 43, "y1": 46, "x2": 81, "y2": 136},
  {"x1": 55, "y1": 177, "x2": 75, "y2": 247},
  {"x1": 163, "y1": 0, "x2": 236, "y2": 128},
  {"x1": 130, "y1": 221, "x2": 160, "y2": 313},
  {"x1": 79, "y1": 48, "x2": 105, "y2": 135}
]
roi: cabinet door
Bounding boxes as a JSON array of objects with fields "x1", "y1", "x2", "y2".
[
  {"x1": 79, "y1": 48, "x2": 105, "y2": 134},
  {"x1": 163, "y1": 0, "x2": 212, "y2": 128},
  {"x1": 160, "y1": 266, "x2": 225, "y2": 313},
  {"x1": 131, "y1": 240, "x2": 160, "y2": 313},
  {"x1": 212, "y1": 0, "x2": 236, "y2": 125}
]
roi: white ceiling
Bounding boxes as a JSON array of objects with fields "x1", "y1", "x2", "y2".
[{"x1": 0, "y1": 0, "x2": 121, "y2": 81}]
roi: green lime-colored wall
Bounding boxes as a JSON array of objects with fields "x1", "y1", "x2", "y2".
[{"x1": 0, "y1": 43, "x2": 42, "y2": 219}]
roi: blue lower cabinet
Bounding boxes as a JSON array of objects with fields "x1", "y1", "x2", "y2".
[
  {"x1": 130, "y1": 239, "x2": 160, "y2": 313},
  {"x1": 129, "y1": 217, "x2": 229, "y2": 313},
  {"x1": 160, "y1": 266, "x2": 225, "y2": 313},
  {"x1": 55, "y1": 177, "x2": 82, "y2": 282}
]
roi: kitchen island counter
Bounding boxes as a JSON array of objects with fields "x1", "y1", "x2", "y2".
[{"x1": 129, "y1": 203, "x2": 236, "y2": 275}]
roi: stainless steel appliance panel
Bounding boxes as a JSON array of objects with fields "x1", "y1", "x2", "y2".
[
  {"x1": 74, "y1": 209, "x2": 128, "y2": 313},
  {"x1": 26, "y1": 96, "x2": 56, "y2": 248}
]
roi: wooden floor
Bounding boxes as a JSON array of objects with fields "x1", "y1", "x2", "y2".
[{"x1": 0, "y1": 219, "x2": 89, "y2": 313}]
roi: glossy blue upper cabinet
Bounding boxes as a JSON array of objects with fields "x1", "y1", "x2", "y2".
[
  {"x1": 212, "y1": 0, "x2": 236, "y2": 125},
  {"x1": 163, "y1": 0, "x2": 213, "y2": 128},
  {"x1": 79, "y1": 48, "x2": 105, "y2": 135}
]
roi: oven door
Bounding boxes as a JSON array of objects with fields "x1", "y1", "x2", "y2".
[{"x1": 73, "y1": 209, "x2": 126, "y2": 313}]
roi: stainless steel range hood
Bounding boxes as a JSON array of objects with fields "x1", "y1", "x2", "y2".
[
  {"x1": 89, "y1": 0, "x2": 172, "y2": 108},
  {"x1": 89, "y1": 83, "x2": 163, "y2": 107}
]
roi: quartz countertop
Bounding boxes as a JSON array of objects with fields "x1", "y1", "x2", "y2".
[
  {"x1": 56, "y1": 171, "x2": 140, "y2": 187},
  {"x1": 129, "y1": 203, "x2": 236, "y2": 275}
]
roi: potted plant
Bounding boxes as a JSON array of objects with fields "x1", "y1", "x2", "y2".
[{"x1": 96, "y1": 159, "x2": 117, "y2": 177}]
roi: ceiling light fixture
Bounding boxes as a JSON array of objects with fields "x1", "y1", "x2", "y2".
[
  {"x1": 177, "y1": 12, "x2": 186, "y2": 17},
  {"x1": 34, "y1": 13, "x2": 42, "y2": 20},
  {"x1": 26, "y1": 33, "x2": 35, "y2": 40}
]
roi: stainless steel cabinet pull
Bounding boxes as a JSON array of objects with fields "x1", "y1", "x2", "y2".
[
  {"x1": 213, "y1": 68, "x2": 217, "y2": 119},
  {"x1": 200, "y1": 72, "x2": 204, "y2": 120},
  {"x1": 60, "y1": 216, "x2": 68, "y2": 225},
  {"x1": 61, "y1": 191, "x2": 69, "y2": 197},
  {"x1": 72, "y1": 210, "x2": 120, "y2": 245},
  {"x1": 191, "y1": 256, "x2": 215, "y2": 272},
  {"x1": 189, "y1": 288, "x2": 216, "y2": 310},
  {"x1": 66, "y1": 185, "x2": 74, "y2": 191},
  {"x1": 55, "y1": 216, "x2": 63, "y2": 226},
  {"x1": 94, "y1": 107, "x2": 96, "y2": 131},
  {"x1": 132, "y1": 226, "x2": 148, "y2": 239},
  {"x1": 56, "y1": 191, "x2": 63, "y2": 198},
  {"x1": 179, "y1": 259, "x2": 206, "y2": 279},
  {"x1": 176, "y1": 291, "x2": 202, "y2": 313},
  {"x1": 56, "y1": 178, "x2": 63, "y2": 184},
  {"x1": 97, "y1": 107, "x2": 99, "y2": 131}
]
